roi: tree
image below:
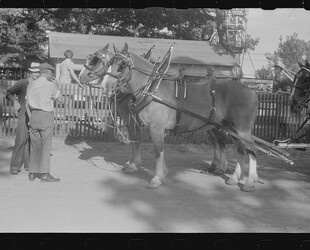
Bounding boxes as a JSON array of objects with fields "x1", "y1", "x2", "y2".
[
  {"x1": 1, "y1": 8, "x2": 259, "y2": 66},
  {"x1": 275, "y1": 33, "x2": 310, "y2": 73},
  {"x1": 255, "y1": 33, "x2": 310, "y2": 85},
  {"x1": 255, "y1": 65, "x2": 274, "y2": 80}
]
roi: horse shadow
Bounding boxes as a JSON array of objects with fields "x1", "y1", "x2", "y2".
[
  {"x1": 62, "y1": 135, "x2": 310, "y2": 232},
  {"x1": 64, "y1": 133, "x2": 240, "y2": 189}
]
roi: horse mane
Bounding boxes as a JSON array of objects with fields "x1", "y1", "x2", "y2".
[{"x1": 129, "y1": 52, "x2": 155, "y2": 73}]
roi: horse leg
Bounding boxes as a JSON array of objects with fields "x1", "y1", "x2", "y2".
[
  {"x1": 209, "y1": 129, "x2": 227, "y2": 175},
  {"x1": 242, "y1": 149, "x2": 258, "y2": 192},
  {"x1": 147, "y1": 127, "x2": 168, "y2": 189},
  {"x1": 226, "y1": 141, "x2": 245, "y2": 185},
  {"x1": 123, "y1": 125, "x2": 142, "y2": 174},
  {"x1": 236, "y1": 132, "x2": 258, "y2": 192}
]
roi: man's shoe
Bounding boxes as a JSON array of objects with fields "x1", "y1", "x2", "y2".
[
  {"x1": 40, "y1": 173, "x2": 60, "y2": 182},
  {"x1": 10, "y1": 169, "x2": 20, "y2": 175},
  {"x1": 28, "y1": 173, "x2": 41, "y2": 181}
]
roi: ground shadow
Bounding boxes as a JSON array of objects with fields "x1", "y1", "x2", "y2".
[{"x1": 63, "y1": 135, "x2": 310, "y2": 232}]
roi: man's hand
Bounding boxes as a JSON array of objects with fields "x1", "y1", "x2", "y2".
[{"x1": 13, "y1": 100, "x2": 21, "y2": 112}]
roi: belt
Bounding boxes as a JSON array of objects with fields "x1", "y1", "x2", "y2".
[{"x1": 30, "y1": 108, "x2": 53, "y2": 113}]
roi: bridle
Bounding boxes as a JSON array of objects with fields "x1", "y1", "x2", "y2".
[
  {"x1": 81, "y1": 50, "x2": 111, "y2": 85},
  {"x1": 104, "y1": 52, "x2": 160, "y2": 99},
  {"x1": 290, "y1": 67, "x2": 310, "y2": 112},
  {"x1": 291, "y1": 67, "x2": 310, "y2": 94}
]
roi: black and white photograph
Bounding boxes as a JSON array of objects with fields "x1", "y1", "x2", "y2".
[{"x1": 1, "y1": 8, "x2": 310, "y2": 235}]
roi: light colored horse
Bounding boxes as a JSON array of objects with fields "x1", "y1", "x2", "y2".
[
  {"x1": 80, "y1": 43, "x2": 259, "y2": 192},
  {"x1": 79, "y1": 46, "x2": 229, "y2": 176}
]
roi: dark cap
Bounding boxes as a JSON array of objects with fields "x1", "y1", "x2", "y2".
[{"x1": 39, "y1": 63, "x2": 55, "y2": 71}]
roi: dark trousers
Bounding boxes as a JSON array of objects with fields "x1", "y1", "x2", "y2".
[
  {"x1": 29, "y1": 110, "x2": 54, "y2": 174},
  {"x1": 10, "y1": 107, "x2": 30, "y2": 171}
]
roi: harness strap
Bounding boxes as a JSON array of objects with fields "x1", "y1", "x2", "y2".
[
  {"x1": 209, "y1": 78, "x2": 217, "y2": 123},
  {"x1": 172, "y1": 78, "x2": 187, "y2": 134},
  {"x1": 149, "y1": 93, "x2": 220, "y2": 128}
]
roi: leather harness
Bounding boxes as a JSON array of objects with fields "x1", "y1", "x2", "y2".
[{"x1": 127, "y1": 73, "x2": 219, "y2": 134}]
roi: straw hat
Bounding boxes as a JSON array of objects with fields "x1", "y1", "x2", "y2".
[{"x1": 28, "y1": 62, "x2": 40, "y2": 72}]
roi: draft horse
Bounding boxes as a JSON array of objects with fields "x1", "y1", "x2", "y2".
[
  {"x1": 79, "y1": 45, "x2": 142, "y2": 173},
  {"x1": 290, "y1": 60, "x2": 310, "y2": 114},
  {"x1": 79, "y1": 45, "x2": 229, "y2": 176},
  {"x1": 81, "y1": 43, "x2": 259, "y2": 192},
  {"x1": 288, "y1": 60, "x2": 310, "y2": 141}
]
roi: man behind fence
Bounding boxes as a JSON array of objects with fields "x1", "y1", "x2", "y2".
[
  {"x1": 6, "y1": 62, "x2": 40, "y2": 175},
  {"x1": 26, "y1": 63, "x2": 63, "y2": 182}
]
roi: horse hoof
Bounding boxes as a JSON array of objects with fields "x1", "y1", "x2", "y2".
[
  {"x1": 146, "y1": 176, "x2": 162, "y2": 189},
  {"x1": 146, "y1": 182, "x2": 161, "y2": 189},
  {"x1": 122, "y1": 165, "x2": 137, "y2": 174},
  {"x1": 241, "y1": 185, "x2": 255, "y2": 192},
  {"x1": 121, "y1": 165, "x2": 129, "y2": 171},
  {"x1": 213, "y1": 169, "x2": 225, "y2": 175},
  {"x1": 226, "y1": 177, "x2": 239, "y2": 186}
]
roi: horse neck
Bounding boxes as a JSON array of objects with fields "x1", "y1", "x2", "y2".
[{"x1": 128, "y1": 54, "x2": 154, "y2": 94}]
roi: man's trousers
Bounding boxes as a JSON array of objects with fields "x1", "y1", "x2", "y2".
[
  {"x1": 10, "y1": 107, "x2": 30, "y2": 171},
  {"x1": 29, "y1": 110, "x2": 54, "y2": 174}
]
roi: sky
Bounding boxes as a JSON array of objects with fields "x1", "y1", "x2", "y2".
[{"x1": 241, "y1": 8, "x2": 310, "y2": 77}]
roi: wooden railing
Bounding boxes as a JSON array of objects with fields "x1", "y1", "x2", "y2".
[{"x1": 1, "y1": 80, "x2": 310, "y2": 143}]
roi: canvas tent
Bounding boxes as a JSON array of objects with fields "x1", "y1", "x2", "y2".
[{"x1": 48, "y1": 32, "x2": 239, "y2": 81}]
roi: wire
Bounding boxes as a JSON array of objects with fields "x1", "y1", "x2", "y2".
[{"x1": 247, "y1": 51, "x2": 256, "y2": 72}]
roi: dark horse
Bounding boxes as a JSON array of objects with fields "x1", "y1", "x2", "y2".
[
  {"x1": 290, "y1": 60, "x2": 310, "y2": 114},
  {"x1": 288, "y1": 60, "x2": 310, "y2": 141},
  {"x1": 80, "y1": 43, "x2": 259, "y2": 192}
]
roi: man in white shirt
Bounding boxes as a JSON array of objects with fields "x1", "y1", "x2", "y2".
[
  {"x1": 26, "y1": 63, "x2": 63, "y2": 182},
  {"x1": 57, "y1": 49, "x2": 81, "y2": 86}
]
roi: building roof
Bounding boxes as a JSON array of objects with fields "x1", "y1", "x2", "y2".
[{"x1": 48, "y1": 32, "x2": 238, "y2": 67}]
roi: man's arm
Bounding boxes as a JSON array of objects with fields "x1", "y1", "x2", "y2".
[
  {"x1": 25, "y1": 99, "x2": 31, "y2": 120},
  {"x1": 6, "y1": 81, "x2": 23, "y2": 111}
]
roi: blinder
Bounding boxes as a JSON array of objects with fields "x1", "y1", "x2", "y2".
[
  {"x1": 105, "y1": 53, "x2": 134, "y2": 94},
  {"x1": 83, "y1": 52, "x2": 110, "y2": 82}
]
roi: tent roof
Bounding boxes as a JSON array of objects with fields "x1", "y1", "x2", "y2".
[{"x1": 48, "y1": 32, "x2": 238, "y2": 67}]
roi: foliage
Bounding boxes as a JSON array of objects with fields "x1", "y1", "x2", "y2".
[
  {"x1": 255, "y1": 33, "x2": 310, "y2": 86},
  {"x1": 275, "y1": 33, "x2": 310, "y2": 72},
  {"x1": 1, "y1": 8, "x2": 259, "y2": 66},
  {"x1": 254, "y1": 65, "x2": 274, "y2": 79}
]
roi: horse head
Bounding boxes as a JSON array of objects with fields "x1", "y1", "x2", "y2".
[
  {"x1": 79, "y1": 43, "x2": 112, "y2": 86},
  {"x1": 290, "y1": 60, "x2": 310, "y2": 114}
]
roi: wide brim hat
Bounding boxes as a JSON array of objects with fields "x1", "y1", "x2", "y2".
[
  {"x1": 28, "y1": 62, "x2": 40, "y2": 72},
  {"x1": 39, "y1": 63, "x2": 55, "y2": 71}
]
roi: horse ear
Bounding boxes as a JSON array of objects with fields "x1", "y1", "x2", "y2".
[
  {"x1": 123, "y1": 42, "x2": 129, "y2": 54},
  {"x1": 297, "y1": 60, "x2": 304, "y2": 68},
  {"x1": 102, "y1": 43, "x2": 109, "y2": 52},
  {"x1": 113, "y1": 44, "x2": 120, "y2": 53}
]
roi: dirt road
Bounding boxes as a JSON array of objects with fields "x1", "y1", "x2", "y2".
[{"x1": 0, "y1": 137, "x2": 310, "y2": 233}]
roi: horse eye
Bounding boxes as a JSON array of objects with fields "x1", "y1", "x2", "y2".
[
  {"x1": 90, "y1": 56, "x2": 100, "y2": 66},
  {"x1": 118, "y1": 62, "x2": 125, "y2": 72}
]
